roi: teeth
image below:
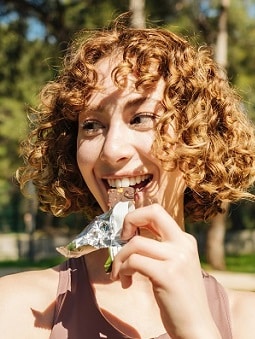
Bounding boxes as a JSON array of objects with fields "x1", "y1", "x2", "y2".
[
  {"x1": 129, "y1": 177, "x2": 136, "y2": 186},
  {"x1": 107, "y1": 174, "x2": 151, "y2": 188},
  {"x1": 136, "y1": 175, "x2": 142, "y2": 184},
  {"x1": 121, "y1": 178, "x2": 130, "y2": 187}
]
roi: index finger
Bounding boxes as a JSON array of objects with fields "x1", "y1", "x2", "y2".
[{"x1": 121, "y1": 203, "x2": 183, "y2": 241}]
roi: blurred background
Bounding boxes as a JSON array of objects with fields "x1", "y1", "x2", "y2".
[{"x1": 0, "y1": 0, "x2": 255, "y2": 277}]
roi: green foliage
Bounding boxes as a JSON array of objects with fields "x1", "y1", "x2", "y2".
[
  {"x1": 0, "y1": 98, "x2": 26, "y2": 230},
  {"x1": 0, "y1": 98, "x2": 26, "y2": 179},
  {"x1": 227, "y1": 1, "x2": 255, "y2": 120}
]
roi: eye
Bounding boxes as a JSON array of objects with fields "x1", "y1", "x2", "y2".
[
  {"x1": 80, "y1": 120, "x2": 105, "y2": 136},
  {"x1": 130, "y1": 113, "x2": 157, "y2": 130}
]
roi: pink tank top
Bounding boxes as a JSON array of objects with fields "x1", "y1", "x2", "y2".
[{"x1": 49, "y1": 257, "x2": 232, "y2": 339}]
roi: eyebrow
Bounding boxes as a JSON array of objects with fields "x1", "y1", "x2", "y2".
[
  {"x1": 124, "y1": 97, "x2": 147, "y2": 110},
  {"x1": 85, "y1": 96, "x2": 163, "y2": 114},
  {"x1": 124, "y1": 97, "x2": 165, "y2": 112}
]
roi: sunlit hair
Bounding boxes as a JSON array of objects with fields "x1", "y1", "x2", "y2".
[{"x1": 17, "y1": 15, "x2": 255, "y2": 221}]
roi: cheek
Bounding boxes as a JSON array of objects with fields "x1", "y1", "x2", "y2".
[
  {"x1": 76, "y1": 140, "x2": 98, "y2": 175},
  {"x1": 141, "y1": 132, "x2": 157, "y2": 152}
]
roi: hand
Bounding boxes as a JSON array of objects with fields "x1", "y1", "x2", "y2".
[{"x1": 110, "y1": 204, "x2": 221, "y2": 339}]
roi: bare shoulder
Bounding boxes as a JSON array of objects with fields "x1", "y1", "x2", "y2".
[
  {"x1": 227, "y1": 288, "x2": 255, "y2": 339},
  {"x1": 0, "y1": 266, "x2": 60, "y2": 339}
]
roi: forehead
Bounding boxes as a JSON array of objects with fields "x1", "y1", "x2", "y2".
[
  {"x1": 94, "y1": 55, "x2": 134, "y2": 91},
  {"x1": 88, "y1": 56, "x2": 165, "y2": 106},
  {"x1": 95, "y1": 55, "x2": 118, "y2": 78}
]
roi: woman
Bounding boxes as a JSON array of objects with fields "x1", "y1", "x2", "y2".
[{"x1": 0, "y1": 16, "x2": 255, "y2": 338}]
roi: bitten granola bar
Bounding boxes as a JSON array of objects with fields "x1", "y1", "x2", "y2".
[{"x1": 108, "y1": 187, "x2": 135, "y2": 208}]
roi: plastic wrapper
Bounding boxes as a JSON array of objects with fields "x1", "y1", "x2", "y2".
[{"x1": 56, "y1": 200, "x2": 135, "y2": 259}]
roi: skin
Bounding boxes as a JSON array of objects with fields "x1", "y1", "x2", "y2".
[{"x1": 0, "y1": 55, "x2": 255, "y2": 338}]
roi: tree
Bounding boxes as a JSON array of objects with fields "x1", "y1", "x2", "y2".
[
  {"x1": 205, "y1": 0, "x2": 230, "y2": 271},
  {"x1": 0, "y1": 18, "x2": 56, "y2": 231},
  {"x1": 130, "y1": 0, "x2": 145, "y2": 28},
  {"x1": 0, "y1": 0, "x2": 131, "y2": 232}
]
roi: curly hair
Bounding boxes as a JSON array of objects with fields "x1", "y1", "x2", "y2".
[{"x1": 17, "y1": 16, "x2": 255, "y2": 222}]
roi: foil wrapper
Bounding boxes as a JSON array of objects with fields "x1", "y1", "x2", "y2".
[{"x1": 56, "y1": 201, "x2": 135, "y2": 259}]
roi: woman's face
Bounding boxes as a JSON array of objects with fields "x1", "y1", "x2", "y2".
[{"x1": 77, "y1": 56, "x2": 186, "y2": 226}]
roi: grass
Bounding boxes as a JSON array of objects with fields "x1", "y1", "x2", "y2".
[
  {"x1": 0, "y1": 256, "x2": 65, "y2": 269},
  {"x1": 201, "y1": 254, "x2": 255, "y2": 273},
  {"x1": 0, "y1": 254, "x2": 254, "y2": 273},
  {"x1": 225, "y1": 254, "x2": 255, "y2": 273}
]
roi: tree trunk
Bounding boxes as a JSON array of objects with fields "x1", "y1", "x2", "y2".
[
  {"x1": 205, "y1": 0, "x2": 230, "y2": 270},
  {"x1": 215, "y1": 0, "x2": 229, "y2": 71},
  {"x1": 206, "y1": 203, "x2": 229, "y2": 270},
  {"x1": 129, "y1": 0, "x2": 145, "y2": 28}
]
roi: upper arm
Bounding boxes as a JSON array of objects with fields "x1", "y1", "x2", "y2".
[{"x1": 0, "y1": 269, "x2": 58, "y2": 339}]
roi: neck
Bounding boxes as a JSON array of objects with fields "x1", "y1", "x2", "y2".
[{"x1": 166, "y1": 197, "x2": 185, "y2": 231}]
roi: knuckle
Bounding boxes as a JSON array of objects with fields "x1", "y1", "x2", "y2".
[
  {"x1": 127, "y1": 253, "x2": 139, "y2": 265},
  {"x1": 128, "y1": 235, "x2": 142, "y2": 248}
]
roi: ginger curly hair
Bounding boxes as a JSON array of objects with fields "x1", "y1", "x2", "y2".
[{"x1": 17, "y1": 17, "x2": 255, "y2": 222}]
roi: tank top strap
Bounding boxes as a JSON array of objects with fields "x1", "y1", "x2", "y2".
[{"x1": 202, "y1": 271, "x2": 233, "y2": 339}]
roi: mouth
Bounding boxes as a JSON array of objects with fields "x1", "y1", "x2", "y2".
[{"x1": 105, "y1": 174, "x2": 153, "y2": 191}]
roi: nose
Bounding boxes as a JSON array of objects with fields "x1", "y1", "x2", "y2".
[{"x1": 100, "y1": 122, "x2": 133, "y2": 165}]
